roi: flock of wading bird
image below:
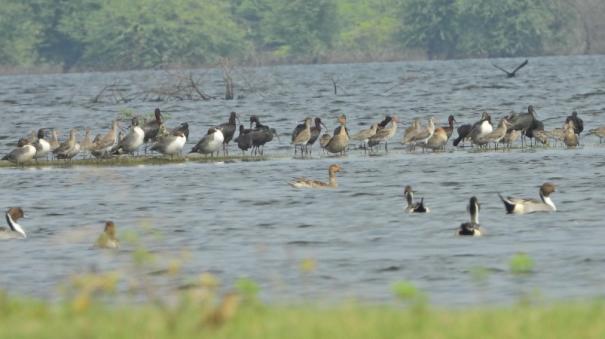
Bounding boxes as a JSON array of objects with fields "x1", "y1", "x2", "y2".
[{"x1": 1, "y1": 105, "x2": 604, "y2": 240}]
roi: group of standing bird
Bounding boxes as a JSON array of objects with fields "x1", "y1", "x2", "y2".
[
  {"x1": 1, "y1": 105, "x2": 600, "y2": 164},
  {"x1": 452, "y1": 106, "x2": 585, "y2": 149},
  {"x1": 1, "y1": 109, "x2": 282, "y2": 164}
]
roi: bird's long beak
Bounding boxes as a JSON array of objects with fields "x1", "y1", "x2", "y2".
[{"x1": 321, "y1": 122, "x2": 328, "y2": 130}]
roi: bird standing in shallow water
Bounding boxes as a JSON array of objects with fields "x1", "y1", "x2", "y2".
[
  {"x1": 325, "y1": 115, "x2": 349, "y2": 155},
  {"x1": 215, "y1": 112, "x2": 238, "y2": 155},
  {"x1": 291, "y1": 117, "x2": 313, "y2": 156},
  {"x1": 289, "y1": 164, "x2": 342, "y2": 189}
]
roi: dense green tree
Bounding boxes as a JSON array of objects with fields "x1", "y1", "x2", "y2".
[
  {"x1": 76, "y1": 0, "x2": 248, "y2": 69},
  {"x1": 396, "y1": 0, "x2": 574, "y2": 59},
  {"x1": 456, "y1": 0, "x2": 563, "y2": 57},
  {"x1": 260, "y1": 0, "x2": 338, "y2": 57},
  {"x1": 0, "y1": 1, "x2": 40, "y2": 66},
  {"x1": 336, "y1": 0, "x2": 399, "y2": 57},
  {"x1": 396, "y1": 0, "x2": 459, "y2": 59},
  {"x1": 26, "y1": 0, "x2": 99, "y2": 71},
  {"x1": 0, "y1": 0, "x2": 585, "y2": 70}
]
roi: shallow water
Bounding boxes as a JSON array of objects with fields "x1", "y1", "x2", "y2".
[{"x1": 1, "y1": 56, "x2": 605, "y2": 305}]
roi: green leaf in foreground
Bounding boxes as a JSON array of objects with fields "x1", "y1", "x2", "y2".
[{"x1": 509, "y1": 253, "x2": 534, "y2": 275}]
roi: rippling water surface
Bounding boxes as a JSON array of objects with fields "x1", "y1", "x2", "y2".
[{"x1": 1, "y1": 56, "x2": 605, "y2": 305}]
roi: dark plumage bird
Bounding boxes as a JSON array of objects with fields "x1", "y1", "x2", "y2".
[
  {"x1": 492, "y1": 59, "x2": 528, "y2": 78},
  {"x1": 524, "y1": 119, "x2": 545, "y2": 145},
  {"x1": 308, "y1": 118, "x2": 327, "y2": 147},
  {"x1": 247, "y1": 116, "x2": 278, "y2": 155},
  {"x1": 143, "y1": 108, "x2": 164, "y2": 143},
  {"x1": 508, "y1": 105, "x2": 536, "y2": 132},
  {"x1": 453, "y1": 124, "x2": 472, "y2": 146},
  {"x1": 215, "y1": 112, "x2": 238, "y2": 155},
  {"x1": 236, "y1": 125, "x2": 253, "y2": 154},
  {"x1": 509, "y1": 105, "x2": 543, "y2": 147},
  {"x1": 249, "y1": 115, "x2": 270, "y2": 130},
  {"x1": 565, "y1": 111, "x2": 584, "y2": 135}
]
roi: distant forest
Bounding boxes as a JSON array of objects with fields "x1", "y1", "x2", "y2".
[{"x1": 0, "y1": 0, "x2": 604, "y2": 72}]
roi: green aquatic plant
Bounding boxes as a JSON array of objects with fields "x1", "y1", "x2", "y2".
[
  {"x1": 391, "y1": 281, "x2": 427, "y2": 308},
  {"x1": 509, "y1": 253, "x2": 535, "y2": 275},
  {"x1": 235, "y1": 278, "x2": 260, "y2": 303}
]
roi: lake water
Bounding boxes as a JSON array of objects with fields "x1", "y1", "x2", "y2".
[{"x1": 1, "y1": 55, "x2": 605, "y2": 305}]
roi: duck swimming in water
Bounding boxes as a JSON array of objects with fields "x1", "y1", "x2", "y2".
[
  {"x1": 289, "y1": 164, "x2": 341, "y2": 189},
  {"x1": 498, "y1": 182, "x2": 556, "y2": 214},
  {"x1": 94, "y1": 221, "x2": 119, "y2": 248},
  {"x1": 404, "y1": 185, "x2": 430, "y2": 213},
  {"x1": 1, "y1": 207, "x2": 27, "y2": 239},
  {"x1": 458, "y1": 197, "x2": 482, "y2": 236}
]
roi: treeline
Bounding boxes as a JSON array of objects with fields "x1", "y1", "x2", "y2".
[{"x1": 0, "y1": 0, "x2": 597, "y2": 72}]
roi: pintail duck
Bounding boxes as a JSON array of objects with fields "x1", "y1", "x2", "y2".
[
  {"x1": 291, "y1": 117, "x2": 313, "y2": 156},
  {"x1": 95, "y1": 221, "x2": 119, "y2": 248},
  {"x1": 325, "y1": 115, "x2": 349, "y2": 155},
  {"x1": 470, "y1": 112, "x2": 493, "y2": 146},
  {"x1": 2, "y1": 138, "x2": 36, "y2": 164},
  {"x1": 368, "y1": 115, "x2": 399, "y2": 152},
  {"x1": 289, "y1": 164, "x2": 341, "y2": 189},
  {"x1": 115, "y1": 117, "x2": 145, "y2": 155},
  {"x1": 32, "y1": 129, "x2": 51, "y2": 160},
  {"x1": 54, "y1": 129, "x2": 80, "y2": 160},
  {"x1": 458, "y1": 197, "x2": 482, "y2": 236},
  {"x1": 1, "y1": 207, "x2": 27, "y2": 239},
  {"x1": 498, "y1": 182, "x2": 556, "y2": 214},
  {"x1": 215, "y1": 112, "x2": 238, "y2": 155},
  {"x1": 151, "y1": 131, "x2": 187, "y2": 157},
  {"x1": 190, "y1": 128, "x2": 224, "y2": 156},
  {"x1": 404, "y1": 186, "x2": 430, "y2": 213}
]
